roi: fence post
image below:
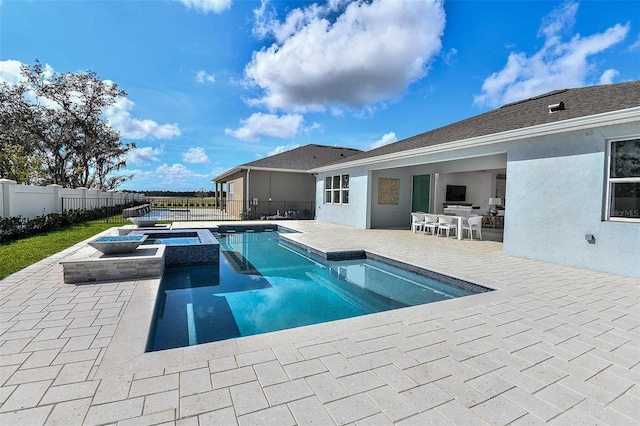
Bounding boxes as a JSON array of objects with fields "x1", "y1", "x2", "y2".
[
  {"x1": 0, "y1": 179, "x2": 17, "y2": 218},
  {"x1": 77, "y1": 187, "x2": 88, "y2": 210},
  {"x1": 47, "y1": 184, "x2": 62, "y2": 214}
]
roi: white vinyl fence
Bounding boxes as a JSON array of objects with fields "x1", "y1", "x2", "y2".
[{"x1": 0, "y1": 179, "x2": 145, "y2": 219}]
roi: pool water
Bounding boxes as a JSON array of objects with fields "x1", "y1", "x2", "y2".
[
  {"x1": 145, "y1": 237, "x2": 200, "y2": 245},
  {"x1": 146, "y1": 232, "x2": 476, "y2": 352}
]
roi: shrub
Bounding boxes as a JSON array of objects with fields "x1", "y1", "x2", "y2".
[{"x1": 0, "y1": 201, "x2": 143, "y2": 243}]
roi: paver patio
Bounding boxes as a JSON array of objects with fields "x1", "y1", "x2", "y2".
[{"x1": 1, "y1": 220, "x2": 638, "y2": 425}]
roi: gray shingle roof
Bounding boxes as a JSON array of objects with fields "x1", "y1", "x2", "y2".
[
  {"x1": 328, "y1": 81, "x2": 640, "y2": 165},
  {"x1": 217, "y1": 144, "x2": 362, "y2": 179}
]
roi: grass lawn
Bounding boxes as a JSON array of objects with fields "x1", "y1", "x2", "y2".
[{"x1": 0, "y1": 220, "x2": 117, "y2": 280}]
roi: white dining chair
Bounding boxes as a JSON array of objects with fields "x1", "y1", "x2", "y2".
[
  {"x1": 462, "y1": 215, "x2": 483, "y2": 240},
  {"x1": 410, "y1": 213, "x2": 426, "y2": 234},
  {"x1": 437, "y1": 215, "x2": 456, "y2": 238},
  {"x1": 424, "y1": 213, "x2": 439, "y2": 236}
]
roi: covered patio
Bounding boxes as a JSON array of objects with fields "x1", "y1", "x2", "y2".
[{"x1": 364, "y1": 152, "x2": 507, "y2": 243}]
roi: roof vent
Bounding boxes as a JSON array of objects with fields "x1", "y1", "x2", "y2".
[{"x1": 548, "y1": 101, "x2": 565, "y2": 113}]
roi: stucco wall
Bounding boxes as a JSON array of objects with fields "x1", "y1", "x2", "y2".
[
  {"x1": 227, "y1": 176, "x2": 245, "y2": 216},
  {"x1": 370, "y1": 169, "x2": 413, "y2": 228},
  {"x1": 503, "y1": 124, "x2": 640, "y2": 278},
  {"x1": 249, "y1": 170, "x2": 316, "y2": 203},
  {"x1": 316, "y1": 169, "x2": 370, "y2": 229}
]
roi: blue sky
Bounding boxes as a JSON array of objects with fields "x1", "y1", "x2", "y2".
[{"x1": 1, "y1": 0, "x2": 638, "y2": 192}]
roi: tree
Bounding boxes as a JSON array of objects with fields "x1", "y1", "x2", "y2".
[
  {"x1": 0, "y1": 82, "x2": 46, "y2": 183},
  {"x1": 0, "y1": 60, "x2": 135, "y2": 190}
]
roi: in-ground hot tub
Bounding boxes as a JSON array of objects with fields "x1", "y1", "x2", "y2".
[{"x1": 129, "y1": 229, "x2": 219, "y2": 267}]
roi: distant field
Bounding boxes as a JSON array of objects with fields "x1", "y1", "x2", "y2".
[{"x1": 146, "y1": 197, "x2": 223, "y2": 207}]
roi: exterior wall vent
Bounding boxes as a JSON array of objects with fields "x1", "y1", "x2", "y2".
[{"x1": 548, "y1": 101, "x2": 565, "y2": 113}]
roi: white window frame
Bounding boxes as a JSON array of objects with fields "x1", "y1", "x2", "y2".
[
  {"x1": 324, "y1": 174, "x2": 349, "y2": 204},
  {"x1": 227, "y1": 182, "x2": 234, "y2": 201},
  {"x1": 604, "y1": 137, "x2": 640, "y2": 222}
]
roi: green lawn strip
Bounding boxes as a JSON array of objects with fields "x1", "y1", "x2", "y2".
[{"x1": 0, "y1": 221, "x2": 118, "y2": 280}]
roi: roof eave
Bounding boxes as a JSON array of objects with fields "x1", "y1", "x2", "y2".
[
  {"x1": 211, "y1": 166, "x2": 241, "y2": 183},
  {"x1": 212, "y1": 166, "x2": 312, "y2": 182},
  {"x1": 310, "y1": 106, "x2": 640, "y2": 173}
]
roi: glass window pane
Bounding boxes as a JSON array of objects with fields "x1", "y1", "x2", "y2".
[
  {"x1": 342, "y1": 175, "x2": 349, "y2": 189},
  {"x1": 325, "y1": 177, "x2": 332, "y2": 189},
  {"x1": 611, "y1": 140, "x2": 640, "y2": 178},
  {"x1": 342, "y1": 190, "x2": 349, "y2": 204},
  {"x1": 333, "y1": 190, "x2": 340, "y2": 203},
  {"x1": 333, "y1": 176, "x2": 341, "y2": 188},
  {"x1": 610, "y1": 182, "x2": 640, "y2": 219},
  {"x1": 325, "y1": 190, "x2": 332, "y2": 203}
]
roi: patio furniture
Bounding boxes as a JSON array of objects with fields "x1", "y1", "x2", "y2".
[
  {"x1": 462, "y1": 215, "x2": 483, "y2": 240},
  {"x1": 424, "y1": 213, "x2": 439, "y2": 236},
  {"x1": 437, "y1": 215, "x2": 457, "y2": 238},
  {"x1": 443, "y1": 205, "x2": 479, "y2": 217},
  {"x1": 411, "y1": 212, "x2": 427, "y2": 234},
  {"x1": 483, "y1": 209, "x2": 505, "y2": 228}
]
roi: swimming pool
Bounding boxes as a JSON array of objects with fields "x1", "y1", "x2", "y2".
[{"x1": 146, "y1": 231, "x2": 488, "y2": 351}]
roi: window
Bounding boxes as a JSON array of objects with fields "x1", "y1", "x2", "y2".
[
  {"x1": 325, "y1": 174, "x2": 349, "y2": 204},
  {"x1": 606, "y1": 138, "x2": 640, "y2": 221},
  {"x1": 228, "y1": 182, "x2": 234, "y2": 201}
]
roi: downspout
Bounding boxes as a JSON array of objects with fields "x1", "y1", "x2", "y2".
[{"x1": 245, "y1": 169, "x2": 250, "y2": 212}]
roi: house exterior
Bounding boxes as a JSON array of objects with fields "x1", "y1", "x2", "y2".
[
  {"x1": 212, "y1": 144, "x2": 362, "y2": 219},
  {"x1": 311, "y1": 82, "x2": 640, "y2": 278}
]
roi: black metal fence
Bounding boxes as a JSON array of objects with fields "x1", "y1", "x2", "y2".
[
  {"x1": 63, "y1": 197, "x2": 316, "y2": 223},
  {"x1": 145, "y1": 198, "x2": 315, "y2": 222},
  {"x1": 61, "y1": 197, "x2": 144, "y2": 224}
]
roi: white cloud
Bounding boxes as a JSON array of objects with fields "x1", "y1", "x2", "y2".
[
  {"x1": 268, "y1": 143, "x2": 301, "y2": 156},
  {"x1": 182, "y1": 147, "x2": 210, "y2": 163},
  {"x1": 246, "y1": 0, "x2": 445, "y2": 112},
  {"x1": 177, "y1": 0, "x2": 232, "y2": 14},
  {"x1": 369, "y1": 132, "x2": 397, "y2": 150},
  {"x1": 252, "y1": 0, "x2": 277, "y2": 39},
  {"x1": 225, "y1": 113, "x2": 304, "y2": 141},
  {"x1": 441, "y1": 48, "x2": 458, "y2": 66},
  {"x1": 628, "y1": 34, "x2": 640, "y2": 51},
  {"x1": 127, "y1": 146, "x2": 165, "y2": 166},
  {"x1": 0, "y1": 59, "x2": 25, "y2": 85},
  {"x1": 195, "y1": 70, "x2": 215, "y2": 84},
  {"x1": 474, "y1": 1, "x2": 629, "y2": 108},
  {"x1": 599, "y1": 69, "x2": 619, "y2": 85},
  {"x1": 131, "y1": 163, "x2": 210, "y2": 188},
  {"x1": 104, "y1": 98, "x2": 182, "y2": 140}
]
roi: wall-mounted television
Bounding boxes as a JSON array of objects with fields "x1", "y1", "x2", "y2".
[{"x1": 446, "y1": 185, "x2": 466, "y2": 202}]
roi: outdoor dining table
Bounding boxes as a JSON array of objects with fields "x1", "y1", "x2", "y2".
[{"x1": 437, "y1": 214, "x2": 473, "y2": 240}]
